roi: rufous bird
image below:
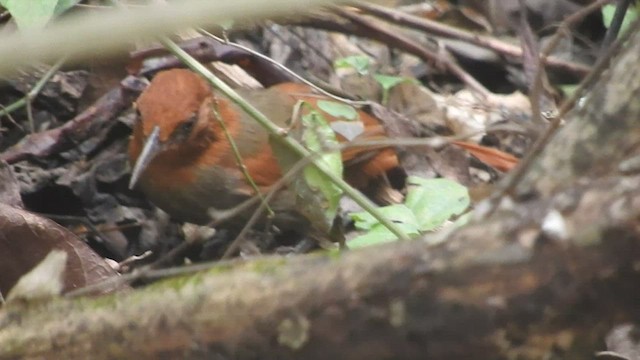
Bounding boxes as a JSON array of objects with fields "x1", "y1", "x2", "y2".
[{"x1": 128, "y1": 69, "x2": 400, "y2": 228}]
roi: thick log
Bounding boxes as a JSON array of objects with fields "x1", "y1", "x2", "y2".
[{"x1": 1, "y1": 168, "x2": 639, "y2": 360}]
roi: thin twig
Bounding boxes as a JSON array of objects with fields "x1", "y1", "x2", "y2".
[
  {"x1": 0, "y1": 103, "x2": 23, "y2": 131},
  {"x1": 529, "y1": 0, "x2": 613, "y2": 126},
  {"x1": 209, "y1": 99, "x2": 275, "y2": 217},
  {"x1": 333, "y1": 6, "x2": 491, "y2": 99},
  {"x1": 484, "y1": 17, "x2": 640, "y2": 217},
  {"x1": 197, "y1": 29, "x2": 370, "y2": 106},
  {"x1": 222, "y1": 157, "x2": 311, "y2": 259},
  {"x1": 518, "y1": 1, "x2": 546, "y2": 128},
  {"x1": 557, "y1": 18, "x2": 640, "y2": 119},
  {"x1": 0, "y1": 56, "x2": 68, "y2": 132},
  {"x1": 264, "y1": 23, "x2": 335, "y2": 70},
  {"x1": 351, "y1": 0, "x2": 597, "y2": 78},
  {"x1": 600, "y1": 0, "x2": 633, "y2": 53}
]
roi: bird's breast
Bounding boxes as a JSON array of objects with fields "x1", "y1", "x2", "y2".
[{"x1": 138, "y1": 160, "x2": 254, "y2": 224}]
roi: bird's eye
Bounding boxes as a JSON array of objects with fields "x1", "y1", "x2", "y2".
[
  {"x1": 171, "y1": 113, "x2": 197, "y2": 143},
  {"x1": 179, "y1": 113, "x2": 197, "y2": 134}
]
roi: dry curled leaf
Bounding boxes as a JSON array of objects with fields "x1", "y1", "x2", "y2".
[{"x1": 0, "y1": 204, "x2": 121, "y2": 297}]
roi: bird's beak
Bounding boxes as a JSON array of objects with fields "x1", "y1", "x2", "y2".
[{"x1": 129, "y1": 125, "x2": 162, "y2": 190}]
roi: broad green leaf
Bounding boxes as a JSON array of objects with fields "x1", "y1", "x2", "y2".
[
  {"x1": 334, "y1": 55, "x2": 371, "y2": 75},
  {"x1": 351, "y1": 204, "x2": 418, "y2": 230},
  {"x1": 404, "y1": 176, "x2": 470, "y2": 231},
  {"x1": 317, "y1": 100, "x2": 359, "y2": 120},
  {"x1": 349, "y1": 204, "x2": 419, "y2": 248},
  {"x1": 347, "y1": 177, "x2": 469, "y2": 248},
  {"x1": 348, "y1": 222, "x2": 419, "y2": 248},
  {"x1": 1, "y1": 0, "x2": 57, "y2": 30}
]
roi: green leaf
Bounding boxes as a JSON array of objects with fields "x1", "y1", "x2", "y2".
[
  {"x1": 602, "y1": 4, "x2": 616, "y2": 27},
  {"x1": 53, "y1": 0, "x2": 80, "y2": 17},
  {"x1": 373, "y1": 74, "x2": 408, "y2": 91},
  {"x1": 349, "y1": 204, "x2": 420, "y2": 248},
  {"x1": 558, "y1": 84, "x2": 579, "y2": 97},
  {"x1": 1, "y1": 0, "x2": 58, "y2": 30},
  {"x1": 348, "y1": 223, "x2": 419, "y2": 248},
  {"x1": 351, "y1": 204, "x2": 418, "y2": 230},
  {"x1": 271, "y1": 104, "x2": 343, "y2": 233},
  {"x1": 602, "y1": 4, "x2": 638, "y2": 34},
  {"x1": 373, "y1": 74, "x2": 414, "y2": 105},
  {"x1": 347, "y1": 177, "x2": 469, "y2": 248},
  {"x1": 317, "y1": 100, "x2": 363, "y2": 141},
  {"x1": 317, "y1": 100, "x2": 359, "y2": 120},
  {"x1": 218, "y1": 19, "x2": 235, "y2": 31},
  {"x1": 334, "y1": 55, "x2": 371, "y2": 75},
  {"x1": 404, "y1": 176, "x2": 470, "y2": 231},
  {"x1": 0, "y1": 0, "x2": 79, "y2": 30},
  {"x1": 300, "y1": 110, "x2": 343, "y2": 230},
  {"x1": 329, "y1": 120, "x2": 364, "y2": 141}
]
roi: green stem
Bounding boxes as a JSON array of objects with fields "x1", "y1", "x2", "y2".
[
  {"x1": 0, "y1": 56, "x2": 68, "y2": 132},
  {"x1": 209, "y1": 103, "x2": 275, "y2": 217}
]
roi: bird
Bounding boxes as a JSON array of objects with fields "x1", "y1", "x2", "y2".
[{"x1": 128, "y1": 68, "x2": 401, "y2": 229}]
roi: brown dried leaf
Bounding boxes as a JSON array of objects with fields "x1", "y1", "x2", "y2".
[{"x1": 0, "y1": 204, "x2": 120, "y2": 297}]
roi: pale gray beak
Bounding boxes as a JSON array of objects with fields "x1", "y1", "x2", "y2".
[{"x1": 129, "y1": 125, "x2": 161, "y2": 189}]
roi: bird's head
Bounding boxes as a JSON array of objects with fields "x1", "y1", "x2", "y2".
[{"x1": 128, "y1": 69, "x2": 215, "y2": 189}]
